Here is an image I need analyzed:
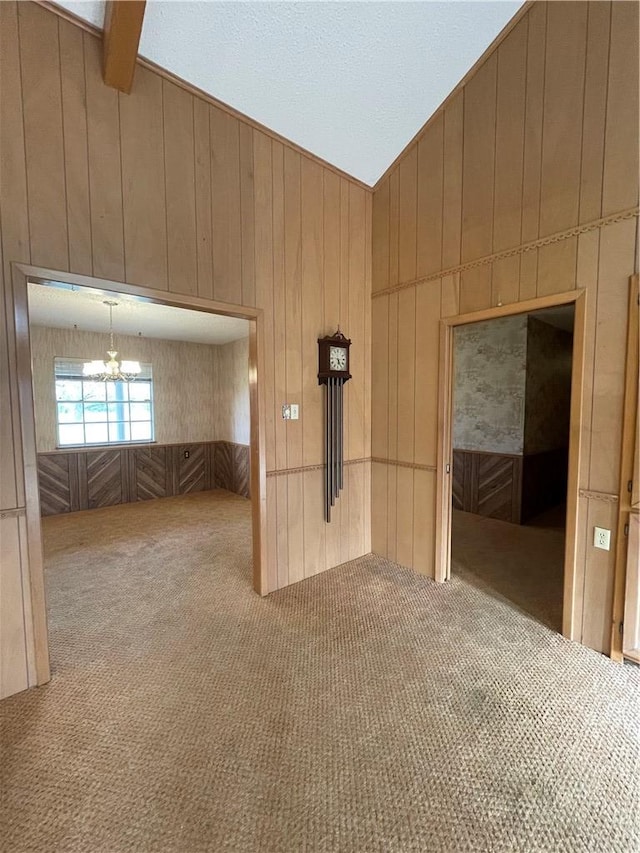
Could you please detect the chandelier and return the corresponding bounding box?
[83,300,141,382]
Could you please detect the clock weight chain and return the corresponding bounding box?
[318,330,351,523]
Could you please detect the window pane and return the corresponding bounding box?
[130,402,151,421]
[57,402,83,423]
[83,382,107,402]
[131,421,152,441]
[84,402,108,422]
[58,424,85,446]
[56,380,82,402]
[107,402,129,422]
[107,382,130,402]
[84,423,108,444]
[129,382,151,402]
[109,422,130,442]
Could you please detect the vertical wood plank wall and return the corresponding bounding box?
[371,0,639,654]
[0,2,371,698]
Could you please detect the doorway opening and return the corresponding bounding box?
[450,305,575,632]
[13,266,266,688]
[435,290,586,642]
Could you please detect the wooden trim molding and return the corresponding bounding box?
[266,457,371,478]
[372,207,640,299]
[578,489,619,504]
[371,457,436,473]
[102,1,146,94]
[0,508,27,520]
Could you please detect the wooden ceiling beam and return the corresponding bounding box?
[102,0,146,94]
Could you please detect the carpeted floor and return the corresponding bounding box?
[451,506,566,632]
[1,490,639,852]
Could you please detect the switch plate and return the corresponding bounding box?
[282,404,300,421]
[593,526,611,551]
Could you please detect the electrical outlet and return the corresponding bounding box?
[184,450,190,459]
[593,527,611,551]
[290,404,299,420]
[282,404,300,421]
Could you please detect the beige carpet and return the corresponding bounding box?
[1,491,639,852]
[452,507,566,632]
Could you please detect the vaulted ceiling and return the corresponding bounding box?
[55,0,523,185]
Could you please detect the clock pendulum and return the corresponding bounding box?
[318,329,352,522]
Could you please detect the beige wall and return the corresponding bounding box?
[31,325,227,451]
[0,2,371,698]
[371,1,639,654]
[214,337,250,446]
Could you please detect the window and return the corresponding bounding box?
[54,358,154,447]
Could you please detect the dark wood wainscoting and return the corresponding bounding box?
[453,449,522,523]
[453,447,568,524]
[37,440,250,516]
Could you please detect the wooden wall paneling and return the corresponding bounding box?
[395,466,414,568]
[414,282,440,466]
[301,159,323,468]
[283,148,303,469]
[572,493,590,643]
[413,469,435,577]
[303,468,325,576]
[253,131,275,472]
[386,293,399,561]
[519,3,546,298]
[372,177,390,294]
[86,449,124,507]
[177,444,206,494]
[265,476,278,593]
[416,115,444,279]
[162,81,197,295]
[287,472,304,584]
[460,265,492,315]
[0,513,29,698]
[348,184,367,461]
[576,230,600,490]
[590,219,637,494]
[623,512,640,657]
[538,2,587,238]
[461,52,497,263]
[440,273,460,319]
[193,97,213,300]
[83,31,125,282]
[0,2,29,512]
[371,461,388,556]
[58,17,92,276]
[19,3,68,272]
[602,0,640,217]
[339,179,351,463]
[398,146,418,284]
[275,475,289,589]
[210,107,242,305]
[581,496,617,654]
[272,141,288,473]
[396,288,416,464]
[37,455,71,516]
[493,17,526,254]
[239,123,256,308]
[119,65,167,289]
[442,93,464,270]
[579,1,611,225]
[371,296,389,459]
[388,169,400,288]
[536,237,578,298]
[348,462,365,561]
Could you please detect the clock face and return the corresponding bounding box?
[329,345,347,371]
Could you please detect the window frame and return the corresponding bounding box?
[53,356,155,449]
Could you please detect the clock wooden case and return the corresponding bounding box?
[317,330,351,383]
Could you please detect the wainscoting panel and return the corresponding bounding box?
[37,440,250,516]
[453,449,522,523]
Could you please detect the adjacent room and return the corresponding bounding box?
[451,305,575,632]
[27,281,253,677]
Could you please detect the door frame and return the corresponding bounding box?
[434,288,587,643]
[11,262,268,688]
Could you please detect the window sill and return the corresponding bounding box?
[54,440,157,451]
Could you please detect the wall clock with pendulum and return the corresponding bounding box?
[318,329,352,522]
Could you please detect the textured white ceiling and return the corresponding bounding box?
[28,282,250,345]
[55,0,523,185]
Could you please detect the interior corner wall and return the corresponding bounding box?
[0,1,371,699]
[213,337,250,446]
[371,0,639,654]
[30,325,219,451]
